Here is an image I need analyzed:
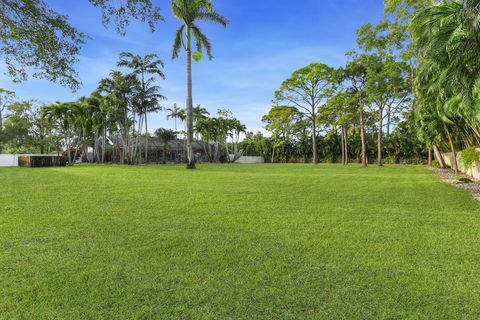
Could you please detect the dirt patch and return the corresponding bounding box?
[431,167,480,200]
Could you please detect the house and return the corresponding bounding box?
[99,137,223,163]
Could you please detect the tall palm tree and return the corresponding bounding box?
[98,71,137,164]
[193,104,210,124]
[118,52,167,163]
[171,0,228,169]
[166,103,183,131]
[193,104,210,139]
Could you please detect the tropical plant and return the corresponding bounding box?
[171,0,228,169]
[155,128,177,164]
[98,71,138,164]
[118,52,167,163]
[166,103,184,131]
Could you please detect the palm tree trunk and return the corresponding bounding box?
[433,144,446,168]
[162,141,168,164]
[102,127,106,163]
[186,37,196,169]
[446,129,459,174]
[145,114,149,164]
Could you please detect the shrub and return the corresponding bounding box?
[461,147,480,169]
[432,160,440,168]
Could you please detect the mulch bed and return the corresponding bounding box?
[431,167,480,201]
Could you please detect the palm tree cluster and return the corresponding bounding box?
[412,0,480,171]
[165,104,246,163]
[29,0,229,168]
[194,108,246,162]
[41,52,166,165]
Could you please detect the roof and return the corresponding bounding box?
[103,137,215,152]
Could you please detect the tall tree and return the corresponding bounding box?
[41,102,78,164]
[0,89,15,152]
[274,63,337,164]
[171,0,228,169]
[118,52,166,163]
[166,103,184,131]
[342,55,370,167]
[323,92,356,165]
[98,71,137,164]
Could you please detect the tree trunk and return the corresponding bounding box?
[428,147,433,167]
[102,127,106,163]
[446,130,459,174]
[342,127,349,165]
[386,105,391,137]
[312,118,318,165]
[66,131,72,165]
[344,126,349,165]
[145,114,149,164]
[341,127,345,165]
[360,109,368,167]
[433,144,446,168]
[185,46,196,169]
[162,141,168,164]
[378,107,384,167]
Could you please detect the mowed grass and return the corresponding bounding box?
[1,164,480,319]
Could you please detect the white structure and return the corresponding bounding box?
[0,154,18,167]
[442,150,480,180]
[235,156,265,164]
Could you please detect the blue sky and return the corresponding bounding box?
[1,0,384,134]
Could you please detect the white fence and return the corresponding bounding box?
[0,154,18,167]
[235,156,265,164]
[442,150,480,180]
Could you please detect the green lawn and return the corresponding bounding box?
[1,164,480,319]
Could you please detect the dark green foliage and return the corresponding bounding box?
[155,128,176,164]
[88,0,163,35]
[458,177,473,184]
[0,0,162,90]
[0,0,86,90]
[461,147,480,170]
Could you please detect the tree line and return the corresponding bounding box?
[0,52,245,165]
[2,0,479,168]
[0,0,228,169]
[254,0,479,167]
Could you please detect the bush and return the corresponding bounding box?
[461,147,480,169]
[432,160,440,168]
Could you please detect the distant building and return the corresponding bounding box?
[100,137,223,163]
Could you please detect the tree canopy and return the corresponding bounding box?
[0,0,162,91]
